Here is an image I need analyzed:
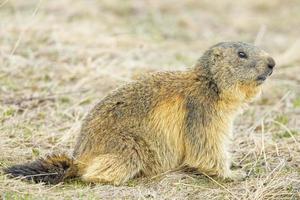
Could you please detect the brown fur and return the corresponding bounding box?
[4,41,275,185]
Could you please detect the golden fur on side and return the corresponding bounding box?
[4,41,275,185]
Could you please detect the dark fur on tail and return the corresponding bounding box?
[3,154,77,184]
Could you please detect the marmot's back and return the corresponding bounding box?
[73,71,197,157]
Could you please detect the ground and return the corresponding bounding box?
[0,0,300,199]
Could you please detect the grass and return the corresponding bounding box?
[1,0,300,199]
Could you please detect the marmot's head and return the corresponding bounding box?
[197,41,275,102]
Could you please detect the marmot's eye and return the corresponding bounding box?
[238,51,247,59]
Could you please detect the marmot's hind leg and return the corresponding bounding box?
[81,154,142,185]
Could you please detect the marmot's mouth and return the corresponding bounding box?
[256,75,267,85]
[256,69,273,85]
[257,76,267,81]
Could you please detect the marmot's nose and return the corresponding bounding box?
[267,57,276,69]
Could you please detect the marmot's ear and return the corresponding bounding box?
[212,48,223,59]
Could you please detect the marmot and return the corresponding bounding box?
[4,41,275,185]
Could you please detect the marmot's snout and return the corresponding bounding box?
[267,56,276,70]
[266,56,275,75]
[256,56,275,84]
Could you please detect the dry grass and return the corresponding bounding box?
[0,0,300,199]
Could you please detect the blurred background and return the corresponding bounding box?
[1,0,300,199]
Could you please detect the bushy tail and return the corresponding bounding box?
[3,154,78,184]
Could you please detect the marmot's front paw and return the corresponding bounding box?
[225,169,247,182]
